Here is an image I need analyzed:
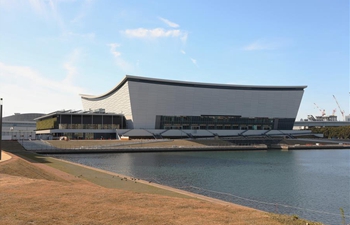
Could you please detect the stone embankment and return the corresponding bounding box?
[17,138,350,154]
[33,145,269,154]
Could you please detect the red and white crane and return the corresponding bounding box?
[333,95,345,121]
[332,108,336,116]
[314,103,326,116]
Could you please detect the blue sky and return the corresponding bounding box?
[0,0,349,121]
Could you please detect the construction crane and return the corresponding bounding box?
[314,103,326,116]
[333,95,345,121]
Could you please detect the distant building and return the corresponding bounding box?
[307,114,338,122]
[2,113,44,140]
[294,114,350,130]
[346,115,350,122]
[35,109,125,140]
[81,75,307,130]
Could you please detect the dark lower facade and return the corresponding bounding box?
[155,115,295,130]
[37,130,117,140]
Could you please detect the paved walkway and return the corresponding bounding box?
[0,151,12,162]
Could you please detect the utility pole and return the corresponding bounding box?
[0,98,3,160]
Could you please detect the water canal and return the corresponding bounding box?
[50,149,350,225]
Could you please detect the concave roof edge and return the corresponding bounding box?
[80,75,307,100]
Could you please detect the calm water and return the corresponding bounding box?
[51,149,350,225]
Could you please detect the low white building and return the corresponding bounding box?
[1,113,44,140]
[346,115,350,122]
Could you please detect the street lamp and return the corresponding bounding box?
[19,130,24,145]
[10,127,13,140]
[0,98,3,160]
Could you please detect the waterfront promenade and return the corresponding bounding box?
[0,141,323,225]
[18,138,350,154]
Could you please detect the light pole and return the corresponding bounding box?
[10,127,13,140]
[0,98,3,160]
[19,130,23,145]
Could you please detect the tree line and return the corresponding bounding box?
[311,126,350,139]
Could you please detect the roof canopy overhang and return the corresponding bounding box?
[80,75,307,100]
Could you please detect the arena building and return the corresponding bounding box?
[80,75,307,132]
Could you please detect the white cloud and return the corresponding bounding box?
[122,28,183,38]
[107,43,122,57]
[180,33,188,43]
[115,59,133,72]
[243,39,289,51]
[26,0,65,30]
[70,0,94,24]
[28,0,46,14]
[27,0,94,38]
[122,28,188,44]
[190,58,198,68]
[159,17,179,28]
[180,50,198,67]
[0,62,85,116]
[243,41,274,51]
[63,48,81,84]
[107,43,133,72]
[61,31,95,40]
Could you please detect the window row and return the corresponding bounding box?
[58,124,120,129]
[162,124,272,130]
[160,116,273,124]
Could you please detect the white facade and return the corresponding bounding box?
[2,124,36,140]
[1,113,43,140]
[346,115,350,122]
[81,76,306,129]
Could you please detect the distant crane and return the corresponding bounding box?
[314,103,326,116]
[333,95,345,121]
